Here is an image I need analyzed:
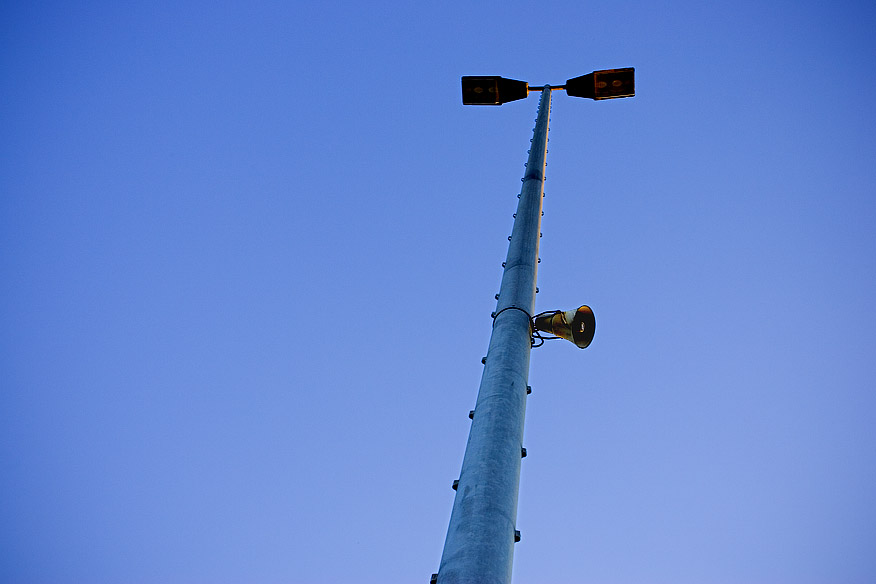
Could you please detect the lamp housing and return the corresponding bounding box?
[461,76,529,105]
[565,68,635,100]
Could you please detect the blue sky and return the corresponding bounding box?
[2,1,876,583]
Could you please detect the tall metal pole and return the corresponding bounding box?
[436,86,552,584]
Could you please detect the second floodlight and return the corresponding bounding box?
[565,67,635,100]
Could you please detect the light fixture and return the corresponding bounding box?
[565,68,635,100]
[461,76,529,105]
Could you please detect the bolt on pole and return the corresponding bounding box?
[434,86,552,584]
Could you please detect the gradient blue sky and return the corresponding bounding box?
[3,1,876,583]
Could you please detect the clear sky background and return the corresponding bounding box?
[2,1,876,583]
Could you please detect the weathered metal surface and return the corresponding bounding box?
[436,87,552,584]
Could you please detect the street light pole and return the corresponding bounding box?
[435,86,552,584]
[433,68,634,584]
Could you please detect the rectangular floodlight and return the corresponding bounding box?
[461,76,529,105]
[565,68,635,100]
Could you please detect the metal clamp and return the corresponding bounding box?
[491,306,533,322]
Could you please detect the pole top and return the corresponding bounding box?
[461,68,634,104]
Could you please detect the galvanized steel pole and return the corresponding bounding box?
[436,86,552,584]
